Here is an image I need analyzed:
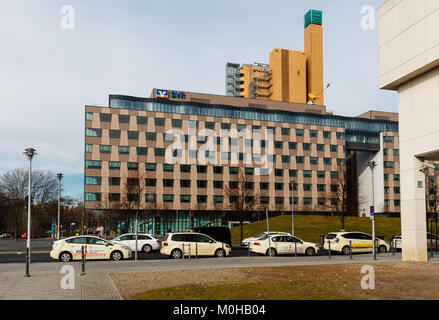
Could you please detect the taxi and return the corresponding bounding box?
[249,234,318,256]
[50,235,132,262]
[324,231,390,255]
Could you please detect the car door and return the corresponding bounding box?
[357,233,373,252]
[67,237,88,259]
[86,237,111,260]
[342,233,360,252]
[284,236,304,254]
[180,234,197,256]
[195,234,214,255]
[115,234,135,251]
[274,236,291,255]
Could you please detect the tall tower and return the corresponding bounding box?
[304,9,324,105]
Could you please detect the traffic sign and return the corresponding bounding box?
[370,206,375,219]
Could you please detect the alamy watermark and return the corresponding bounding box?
[361,5,375,30]
[360,265,375,290]
[60,5,75,30]
[60,265,75,290]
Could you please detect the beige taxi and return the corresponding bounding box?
[249,234,318,256]
[50,235,132,262]
[324,231,390,255]
[160,232,232,259]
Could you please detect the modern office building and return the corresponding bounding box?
[226,9,325,105]
[378,0,439,262]
[84,89,402,234]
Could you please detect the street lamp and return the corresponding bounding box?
[24,147,37,277]
[57,173,63,240]
[368,160,377,260]
[290,180,295,237]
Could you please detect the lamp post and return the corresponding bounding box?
[57,173,63,240]
[24,148,37,277]
[290,180,295,237]
[368,161,377,260]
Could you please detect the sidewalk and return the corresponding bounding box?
[1,253,438,300]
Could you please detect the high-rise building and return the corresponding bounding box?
[226,9,325,106]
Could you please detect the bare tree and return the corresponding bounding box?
[326,168,352,230]
[223,168,265,243]
[426,167,439,218]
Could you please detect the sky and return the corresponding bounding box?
[0,0,395,199]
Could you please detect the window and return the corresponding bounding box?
[393,149,400,156]
[296,156,304,164]
[303,170,312,178]
[290,197,299,205]
[109,130,121,139]
[205,122,215,130]
[310,130,318,138]
[303,184,312,192]
[108,177,120,186]
[145,194,156,203]
[155,117,165,126]
[163,194,174,202]
[214,181,224,189]
[137,116,147,125]
[197,165,207,173]
[146,132,157,141]
[221,123,231,130]
[394,200,401,207]
[267,126,276,134]
[304,198,313,205]
[274,141,283,149]
[163,164,174,172]
[317,171,325,179]
[383,136,394,143]
[289,170,298,177]
[282,156,290,163]
[146,163,156,171]
[245,167,254,175]
[275,197,284,204]
[289,182,298,191]
[394,187,400,194]
[394,174,401,182]
[384,161,395,168]
[100,145,112,153]
[330,145,338,152]
[197,180,207,188]
[180,180,191,188]
[118,115,130,124]
[289,142,297,150]
[85,176,101,185]
[310,157,319,165]
[109,193,120,202]
[85,160,101,169]
[85,144,93,153]
[281,128,290,135]
[384,187,390,194]
[323,131,331,139]
[86,128,102,137]
[317,144,325,152]
[318,198,326,206]
[229,167,239,174]
[317,184,326,192]
[296,129,304,137]
[164,133,174,142]
[330,171,339,179]
[384,173,389,181]
[324,158,332,166]
[188,120,198,129]
[428,176,436,183]
[275,183,284,191]
[180,165,191,172]
[109,161,120,170]
[118,146,130,154]
[331,185,339,192]
[275,169,284,177]
[86,112,93,121]
[252,125,261,132]
[145,179,156,187]
[172,119,182,127]
[336,132,345,139]
[303,143,311,151]
[154,148,165,157]
[100,113,112,122]
[85,193,101,201]
[197,195,207,203]
[236,124,246,131]
[260,182,269,190]
[337,159,346,166]
[127,162,138,170]
[213,166,224,174]
[136,147,148,156]
[163,179,174,188]
[180,195,191,203]
[213,196,224,203]
[261,197,270,204]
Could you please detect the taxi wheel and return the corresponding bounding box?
[342,246,351,255]
[305,247,316,256]
[111,250,123,261]
[215,248,226,258]
[59,252,72,262]
[142,244,152,253]
[171,249,183,259]
[378,245,387,253]
[266,248,277,256]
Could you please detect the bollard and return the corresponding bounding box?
[196,242,198,260]
[248,243,250,257]
[222,242,225,258]
[430,220,434,259]
[328,240,331,259]
[189,243,191,260]
[81,245,86,275]
[25,247,30,277]
[294,243,297,257]
[391,240,395,256]
[349,241,353,260]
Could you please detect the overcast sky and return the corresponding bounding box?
[0,0,394,198]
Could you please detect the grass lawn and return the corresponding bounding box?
[230,214,401,245]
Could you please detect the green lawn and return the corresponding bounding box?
[230,214,401,244]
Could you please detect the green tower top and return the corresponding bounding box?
[304,9,322,28]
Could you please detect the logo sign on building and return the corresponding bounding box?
[156,89,186,99]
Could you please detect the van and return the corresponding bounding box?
[186,226,232,246]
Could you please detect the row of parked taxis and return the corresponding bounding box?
[49,229,391,262]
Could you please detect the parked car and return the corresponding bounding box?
[20,232,37,239]
[160,232,232,259]
[111,233,160,253]
[392,233,439,250]
[249,234,318,256]
[324,231,390,255]
[241,231,291,247]
[186,226,232,246]
[50,235,132,262]
[0,233,12,239]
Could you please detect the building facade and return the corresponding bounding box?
[84,90,400,234]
